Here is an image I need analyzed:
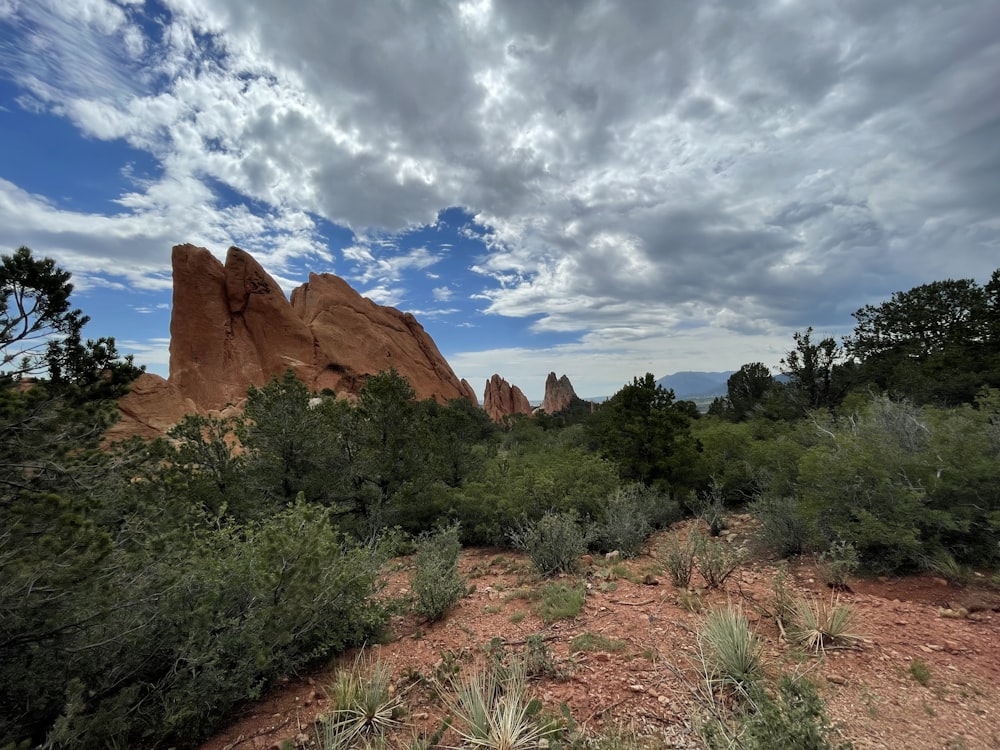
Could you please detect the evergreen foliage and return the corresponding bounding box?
[782,327,844,412]
[703,675,852,750]
[449,437,618,546]
[587,372,703,492]
[2,246,82,379]
[723,361,776,420]
[844,271,1000,404]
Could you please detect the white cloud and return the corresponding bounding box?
[432,286,453,302]
[360,285,405,307]
[119,336,171,376]
[0,0,998,390]
[344,244,441,286]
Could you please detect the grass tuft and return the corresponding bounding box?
[535,581,586,623]
[569,632,627,654]
[909,658,932,686]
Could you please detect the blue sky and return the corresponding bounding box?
[1,0,998,401]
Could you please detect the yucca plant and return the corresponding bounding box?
[317,651,405,749]
[445,658,555,750]
[790,595,861,654]
[698,603,764,698]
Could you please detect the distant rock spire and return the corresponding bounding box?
[539,372,580,414]
[482,373,532,422]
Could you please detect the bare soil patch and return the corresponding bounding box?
[198,520,1000,750]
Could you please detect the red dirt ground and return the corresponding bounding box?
[198,519,1000,750]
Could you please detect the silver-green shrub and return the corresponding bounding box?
[411,523,466,621]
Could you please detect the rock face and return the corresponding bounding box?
[105,373,199,443]
[539,372,581,414]
[168,244,477,411]
[482,374,532,422]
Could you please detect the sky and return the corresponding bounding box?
[1,1,998,401]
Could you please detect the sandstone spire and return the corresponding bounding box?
[482,373,532,422]
[539,372,581,414]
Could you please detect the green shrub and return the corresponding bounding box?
[523,634,561,678]
[452,443,619,546]
[510,511,585,577]
[411,523,466,621]
[630,482,683,530]
[693,531,745,588]
[816,540,860,589]
[535,582,586,623]
[587,485,653,557]
[790,395,1000,574]
[750,494,814,557]
[23,500,389,749]
[703,675,853,750]
[658,531,696,588]
[689,482,727,536]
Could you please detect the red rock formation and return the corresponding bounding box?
[289,270,475,404]
[105,373,198,443]
[169,244,316,410]
[482,374,532,422]
[538,372,580,414]
[168,244,477,411]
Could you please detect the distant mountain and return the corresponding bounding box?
[656,371,734,400]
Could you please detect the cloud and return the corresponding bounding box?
[119,336,171,375]
[432,286,454,302]
[343,244,441,286]
[0,0,998,393]
[359,284,405,308]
